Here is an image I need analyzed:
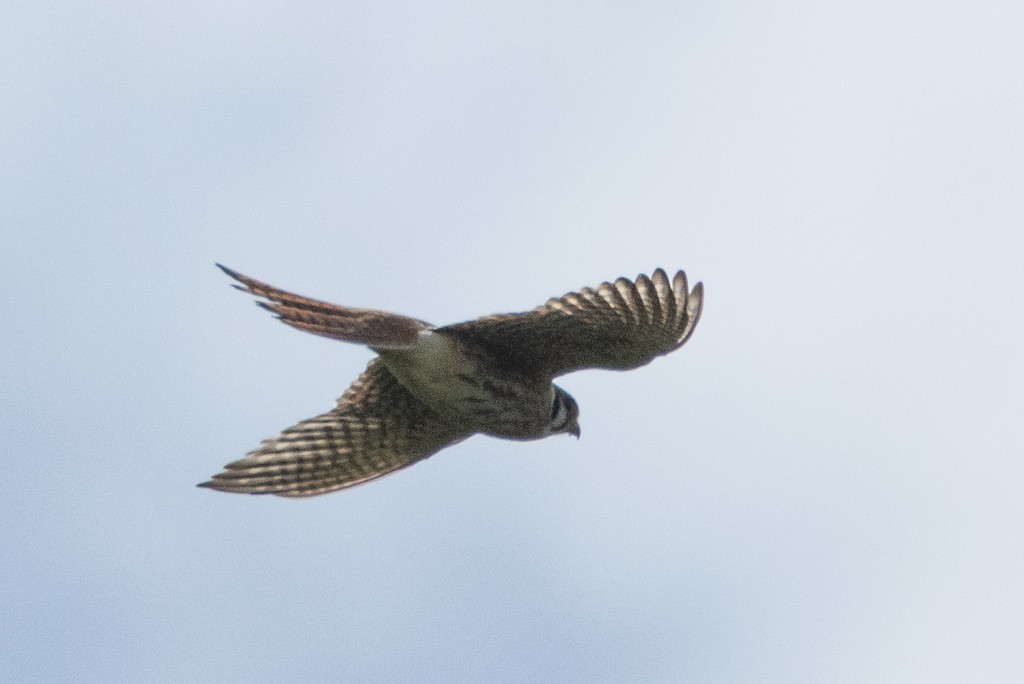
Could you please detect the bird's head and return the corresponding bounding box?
[549,385,580,438]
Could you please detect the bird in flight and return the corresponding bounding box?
[200,265,703,497]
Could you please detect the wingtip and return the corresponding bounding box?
[690,280,704,305]
[217,262,244,282]
[677,279,704,346]
[197,479,273,495]
[216,263,248,285]
[217,264,259,296]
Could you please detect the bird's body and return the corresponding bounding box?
[378,332,561,439]
[200,265,703,497]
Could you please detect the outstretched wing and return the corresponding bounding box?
[440,268,703,378]
[199,359,472,497]
[217,264,432,349]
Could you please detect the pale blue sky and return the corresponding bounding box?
[3,2,1023,682]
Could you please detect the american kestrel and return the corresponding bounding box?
[200,265,704,497]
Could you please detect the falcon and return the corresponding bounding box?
[199,265,704,497]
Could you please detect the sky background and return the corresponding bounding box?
[2,2,1023,682]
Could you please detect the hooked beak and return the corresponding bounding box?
[568,422,580,439]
